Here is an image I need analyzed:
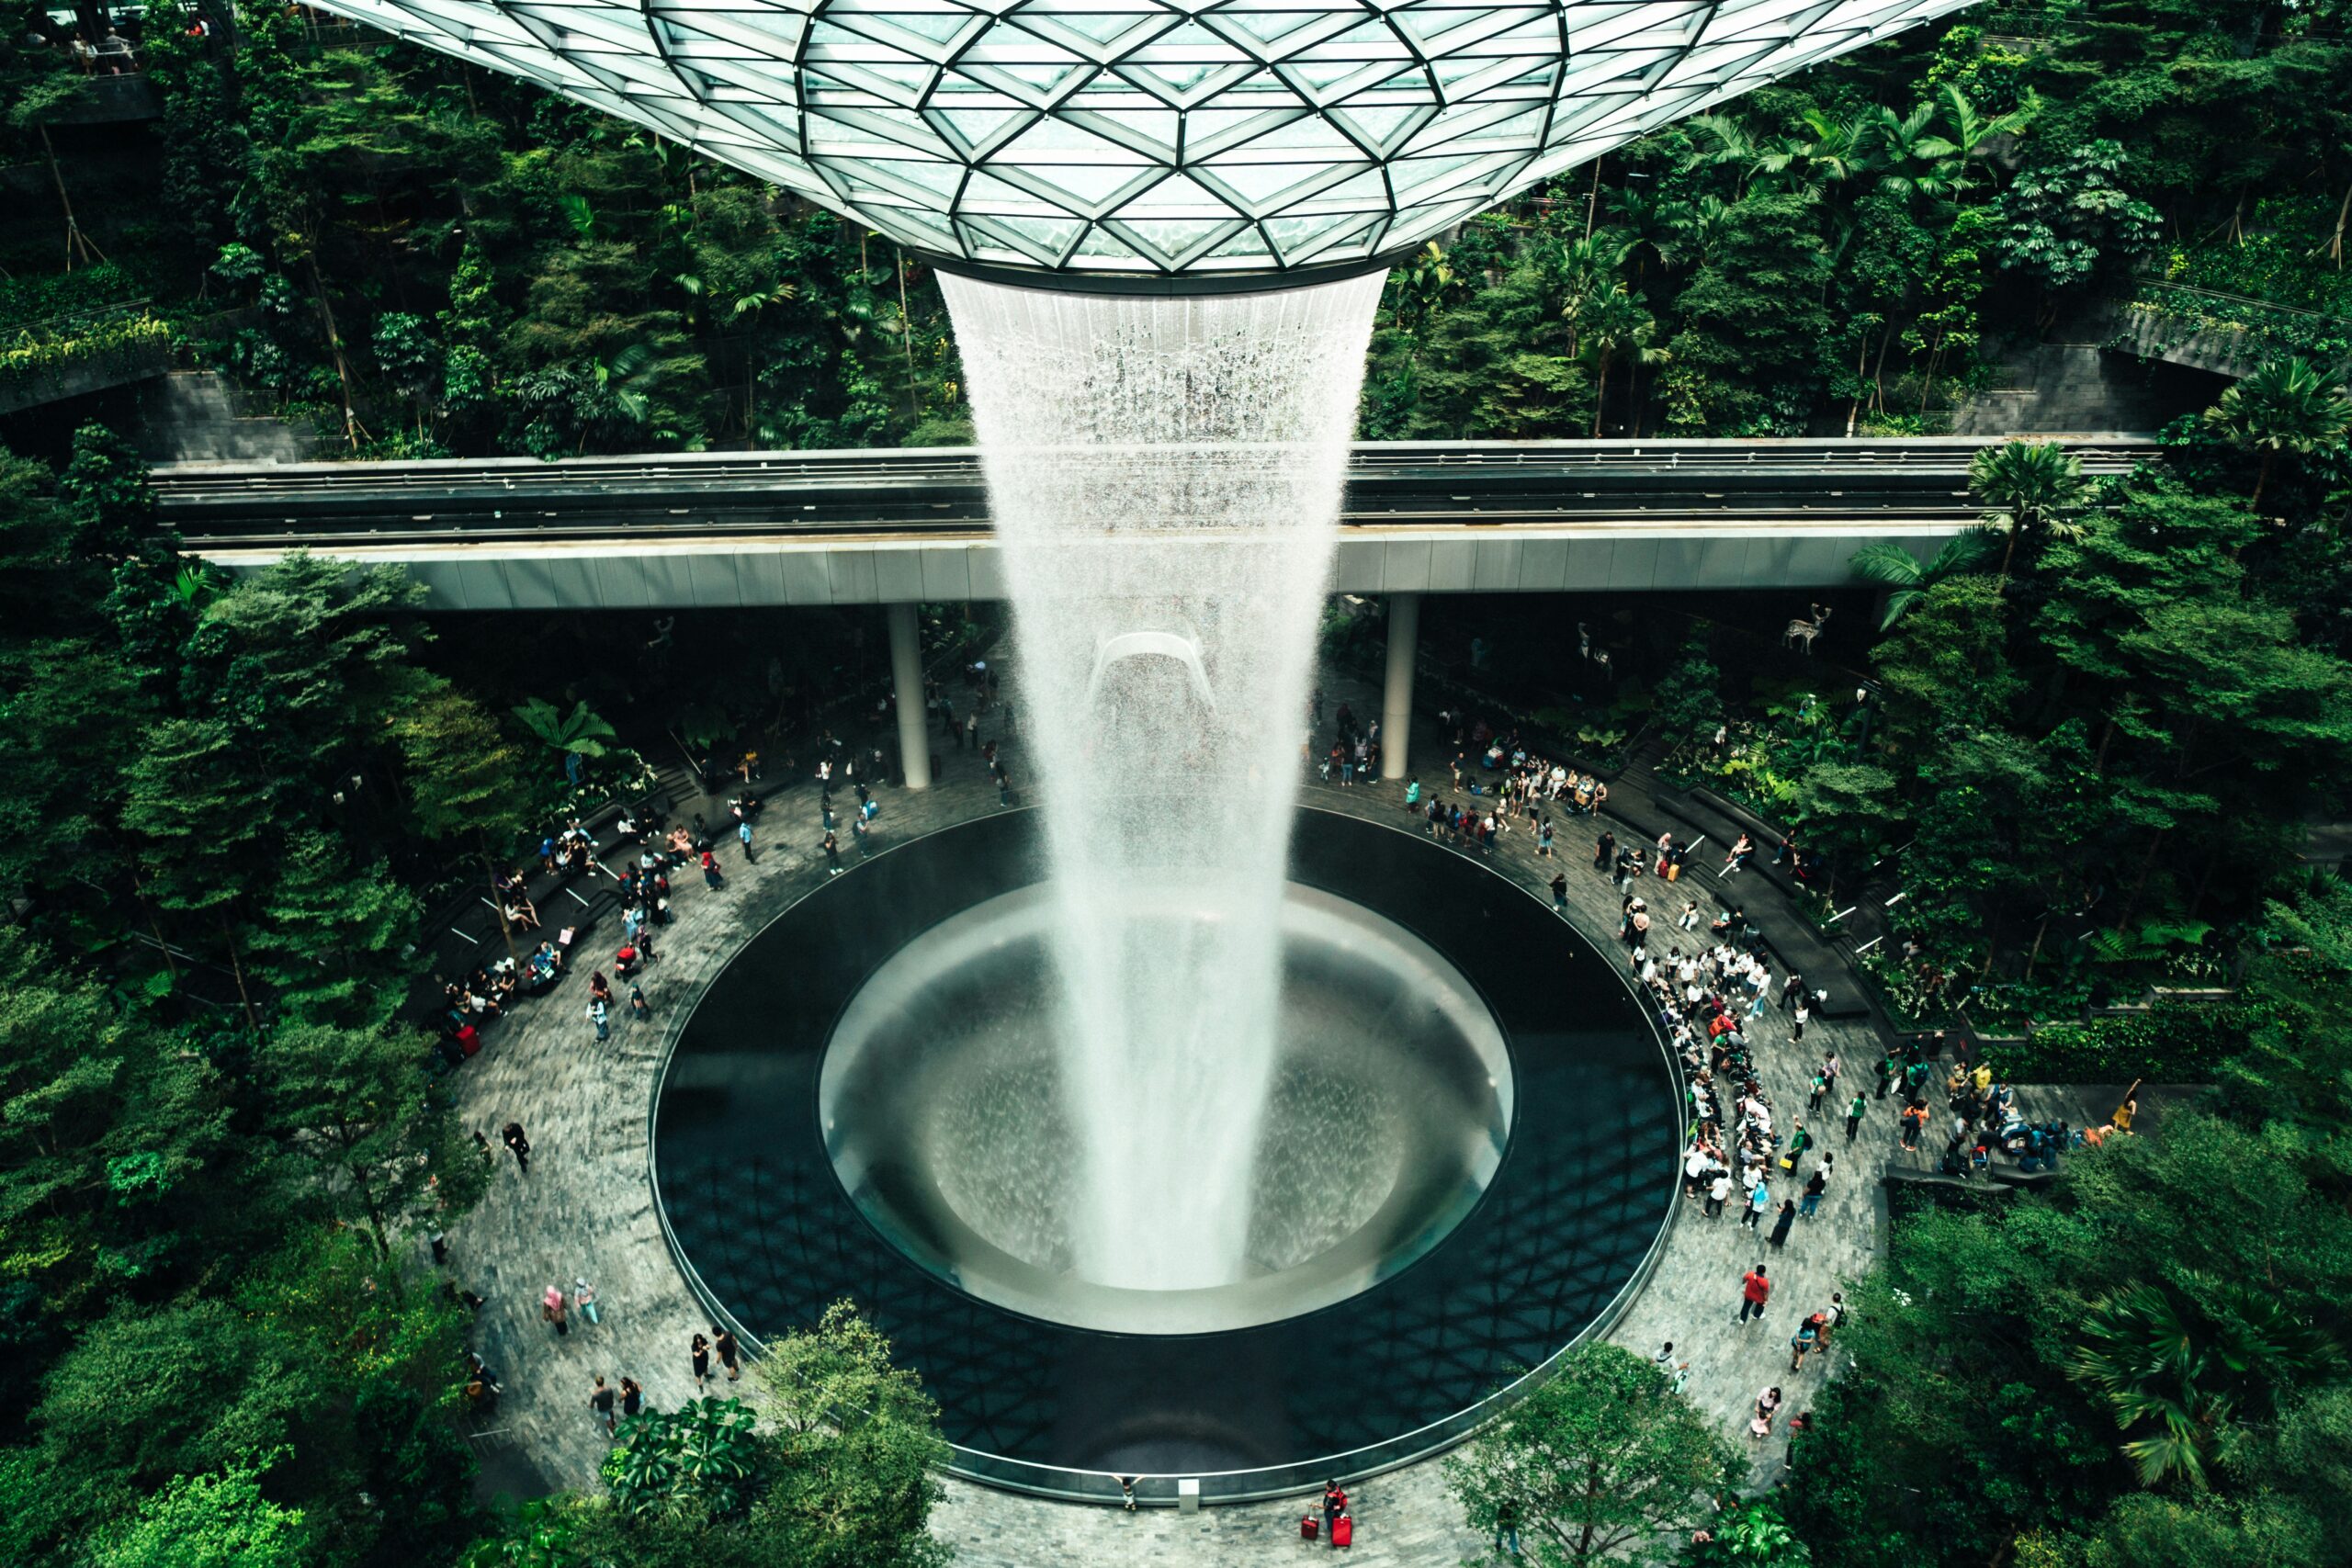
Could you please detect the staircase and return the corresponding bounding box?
[135,371,315,465]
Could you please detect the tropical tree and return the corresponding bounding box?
[605,1397,765,1518]
[1752,108,1866,198]
[1864,102,1958,205]
[1446,1343,1739,1567]
[1391,241,1462,333]
[2069,1276,2342,1488]
[1684,112,1760,195]
[1682,1497,1813,1566]
[511,696,619,765]
[1847,531,2003,628]
[2200,356,2352,513]
[399,685,530,963]
[1968,439,2086,584]
[1934,84,2039,199]
[1578,286,1668,435]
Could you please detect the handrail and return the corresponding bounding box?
[2131,277,2349,326]
[6,296,154,343]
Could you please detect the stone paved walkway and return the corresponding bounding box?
[435,658,1899,1565]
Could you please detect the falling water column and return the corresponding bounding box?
[939,269,1385,1290]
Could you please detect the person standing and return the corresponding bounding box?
[1768,1200,1798,1249]
[1784,1121,1814,1183]
[502,1122,531,1175]
[1788,1317,1821,1374]
[587,997,609,1043]
[714,1325,741,1382]
[1594,829,1615,874]
[822,832,842,876]
[590,1375,617,1435]
[1493,1496,1521,1556]
[691,1332,712,1389]
[1738,1264,1771,1324]
[1817,1292,1847,1348]
[1320,1480,1347,1542]
[965,711,979,753]
[1800,1163,1829,1219]
[1844,1091,1866,1142]
[1742,1173,1771,1229]
[542,1283,569,1337]
[1790,997,1810,1043]
[1706,1169,1734,1219]
[701,848,725,890]
[619,1375,644,1423]
[738,818,755,863]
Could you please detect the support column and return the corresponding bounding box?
[888,601,932,790]
[1379,592,1419,782]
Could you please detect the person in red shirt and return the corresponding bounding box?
[1738,1264,1772,1325]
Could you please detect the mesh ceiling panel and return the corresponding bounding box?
[310,0,1978,277]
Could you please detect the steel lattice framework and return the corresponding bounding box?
[314,0,1973,278]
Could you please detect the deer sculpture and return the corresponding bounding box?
[1783,604,1831,655]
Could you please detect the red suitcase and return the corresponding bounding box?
[1300,1514,1317,1540]
[1332,1513,1352,1548]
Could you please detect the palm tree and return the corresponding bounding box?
[1577,288,1667,435]
[1935,85,2040,200]
[1866,103,1960,204]
[1683,113,1759,196]
[1968,439,2086,584]
[1392,241,1458,332]
[2200,355,2352,512]
[1546,231,1635,356]
[1845,531,2003,628]
[1752,108,1866,197]
[2070,1276,2341,1488]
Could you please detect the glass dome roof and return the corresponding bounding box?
[311,0,1974,280]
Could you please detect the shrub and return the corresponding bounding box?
[1977,1003,2245,1083]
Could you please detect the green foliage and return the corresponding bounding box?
[0,435,502,1565]
[1980,1004,2246,1083]
[88,1458,308,1568]
[1847,530,2002,627]
[2200,356,2352,510]
[1446,1342,1741,1567]
[1784,871,2352,1568]
[606,1397,765,1519]
[511,695,619,760]
[2069,1273,2341,1487]
[515,1303,951,1568]
[1990,139,2162,292]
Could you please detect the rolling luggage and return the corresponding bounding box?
[1300,1515,1317,1540]
[1331,1513,1352,1548]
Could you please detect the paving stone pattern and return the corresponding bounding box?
[437,660,1903,1565]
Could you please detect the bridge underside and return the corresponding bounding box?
[191,523,1951,609]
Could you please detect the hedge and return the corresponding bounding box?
[1977,1003,2243,1084]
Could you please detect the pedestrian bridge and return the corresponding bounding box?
[161,435,2155,608]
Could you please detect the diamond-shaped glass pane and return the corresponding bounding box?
[305,0,1981,276]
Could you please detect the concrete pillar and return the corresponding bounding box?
[888,601,932,790]
[1379,592,1419,782]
